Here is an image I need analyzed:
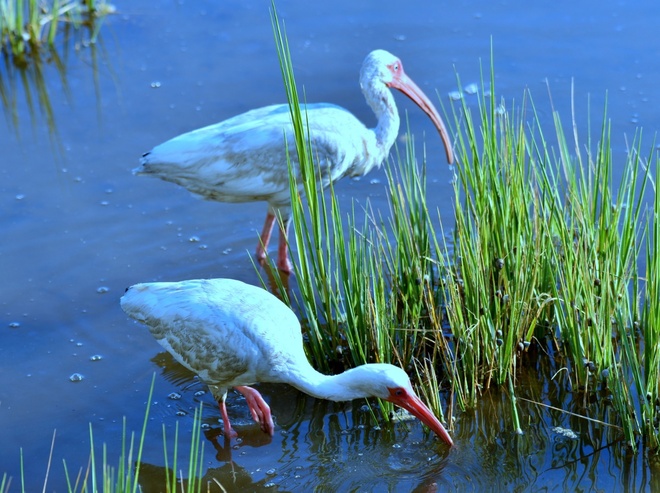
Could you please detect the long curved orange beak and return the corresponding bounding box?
[388,69,454,165]
[388,388,454,446]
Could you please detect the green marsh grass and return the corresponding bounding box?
[442,82,556,410]
[620,157,660,451]
[441,80,653,449]
[640,163,660,450]
[0,472,10,493]
[270,6,660,452]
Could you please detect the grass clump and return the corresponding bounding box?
[640,168,660,450]
[443,86,655,450]
[442,81,556,413]
[270,7,660,453]
[269,7,453,427]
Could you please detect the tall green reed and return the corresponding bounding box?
[532,91,649,448]
[620,151,660,451]
[640,162,660,450]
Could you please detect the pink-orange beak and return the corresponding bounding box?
[388,65,454,165]
[388,387,454,446]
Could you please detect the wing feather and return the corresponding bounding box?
[121,279,304,387]
[137,104,379,205]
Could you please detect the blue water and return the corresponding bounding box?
[2,1,659,491]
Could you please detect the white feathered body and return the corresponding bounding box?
[120,278,455,446]
[137,103,383,213]
[120,278,306,392]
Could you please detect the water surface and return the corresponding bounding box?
[2,1,660,491]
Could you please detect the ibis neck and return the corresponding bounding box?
[363,84,400,162]
[287,365,374,402]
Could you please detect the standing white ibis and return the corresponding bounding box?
[121,278,453,446]
[136,50,454,273]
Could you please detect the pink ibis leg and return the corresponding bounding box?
[235,385,274,435]
[217,396,238,439]
[276,218,293,273]
[256,212,293,273]
[256,212,276,263]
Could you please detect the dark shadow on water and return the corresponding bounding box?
[203,426,273,462]
[151,351,200,390]
[138,460,292,493]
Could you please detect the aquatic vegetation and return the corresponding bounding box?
[0,0,114,64]
[442,73,656,450]
[0,472,10,493]
[272,9,660,453]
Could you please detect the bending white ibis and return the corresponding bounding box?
[136,50,454,273]
[121,278,453,446]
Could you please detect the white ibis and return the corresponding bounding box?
[136,50,454,273]
[120,278,453,446]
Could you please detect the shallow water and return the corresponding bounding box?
[2,1,660,491]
